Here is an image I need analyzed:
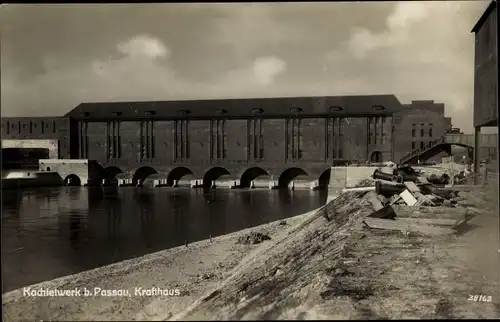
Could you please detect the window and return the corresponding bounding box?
[412,129,416,138]
[429,128,433,137]
[420,141,424,149]
[412,141,416,150]
[420,129,424,137]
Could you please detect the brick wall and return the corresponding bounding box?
[2,105,460,178]
[71,115,397,180]
[394,102,451,163]
[1,117,73,159]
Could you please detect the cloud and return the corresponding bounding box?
[347,2,455,59]
[1,34,178,114]
[1,33,289,115]
[323,1,488,132]
[252,56,286,85]
[116,35,170,60]
[1,2,489,134]
[386,1,431,29]
[210,4,305,60]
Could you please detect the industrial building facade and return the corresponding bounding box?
[1,94,455,186]
[471,1,498,173]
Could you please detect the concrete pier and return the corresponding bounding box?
[214,179,240,189]
[248,180,269,189]
[153,179,170,187]
[151,178,243,189]
[190,179,203,188]
[129,177,326,191]
[284,180,321,191]
[330,166,379,189]
[118,178,133,187]
[309,180,320,191]
[268,180,279,189]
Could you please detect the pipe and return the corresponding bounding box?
[419,185,457,199]
[375,180,406,197]
[372,169,399,182]
[395,171,418,183]
[341,186,376,193]
[427,174,450,185]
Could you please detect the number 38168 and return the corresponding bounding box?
[468,294,492,302]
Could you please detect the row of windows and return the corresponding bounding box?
[368,117,387,145]
[141,120,155,160]
[286,118,301,160]
[412,124,433,138]
[249,119,264,160]
[108,121,121,159]
[4,121,57,135]
[76,105,387,118]
[89,135,348,160]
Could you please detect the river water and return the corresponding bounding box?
[2,186,326,292]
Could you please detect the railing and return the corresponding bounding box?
[400,136,447,164]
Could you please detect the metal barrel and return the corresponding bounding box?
[394,171,418,183]
[372,169,399,182]
[419,185,456,199]
[428,174,450,185]
[375,180,406,197]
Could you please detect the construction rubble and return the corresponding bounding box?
[345,163,487,237]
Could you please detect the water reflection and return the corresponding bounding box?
[2,186,325,292]
[69,211,81,247]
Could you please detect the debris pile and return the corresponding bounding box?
[372,164,451,185]
[236,232,272,245]
[350,164,480,236]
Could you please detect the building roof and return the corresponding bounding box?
[64,94,404,120]
[471,0,497,33]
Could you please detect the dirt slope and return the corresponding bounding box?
[173,186,499,320]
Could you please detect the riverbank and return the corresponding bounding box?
[170,177,500,320]
[2,203,323,321]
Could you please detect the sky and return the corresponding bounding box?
[0,1,491,133]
